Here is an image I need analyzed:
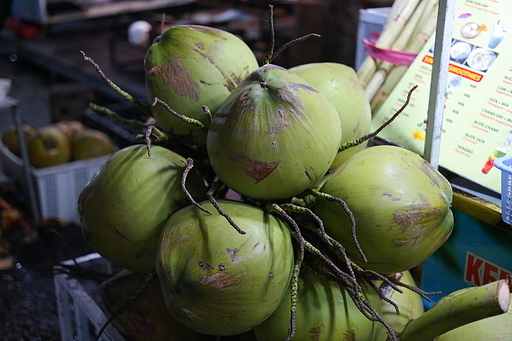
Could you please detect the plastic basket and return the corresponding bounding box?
[0,142,110,223]
[494,155,512,224]
[53,253,125,341]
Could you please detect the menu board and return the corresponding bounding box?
[372,0,512,193]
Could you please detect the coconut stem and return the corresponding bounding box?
[136,126,168,156]
[279,203,362,283]
[304,224,359,281]
[270,203,305,264]
[80,51,151,117]
[339,84,418,153]
[151,97,208,131]
[308,257,398,340]
[144,126,154,157]
[180,158,212,215]
[308,188,366,263]
[269,33,321,64]
[279,203,332,247]
[268,203,304,341]
[262,4,320,65]
[303,233,359,292]
[262,4,276,65]
[397,279,510,341]
[286,260,301,341]
[273,202,404,341]
[89,103,155,128]
[269,203,359,290]
[206,181,246,235]
[367,278,403,316]
[202,105,213,125]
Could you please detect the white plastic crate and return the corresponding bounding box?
[0,142,109,223]
[494,156,512,224]
[53,253,125,341]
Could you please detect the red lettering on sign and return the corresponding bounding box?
[500,269,512,281]
[483,262,499,285]
[465,253,483,286]
[465,252,512,287]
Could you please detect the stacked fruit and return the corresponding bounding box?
[77,24,507,341]
[1,121,114,168]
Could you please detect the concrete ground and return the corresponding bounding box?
[0,47,98,340]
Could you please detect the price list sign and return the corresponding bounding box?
[372,0,512,193]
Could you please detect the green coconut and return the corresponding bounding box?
[313,145,454,274]
[254,269,383,341]
[290,62,372,172]
[145,25,259,147]
[156,200,294,336]
[78,144,207,273]
[207,64,342,201]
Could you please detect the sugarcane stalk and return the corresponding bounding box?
[357,56,379,88]
[361,0,423,91]
[371,66,406,113]
[396,280,510,341]
[357,0,411,85]
[391,0,431,50]
[405,0,439,52]
[385,0,410,27]
[364,0,426,101]
[411,0,439,41]
[364,66,392,101]
[370,3,439,112]
[370,65,408,113]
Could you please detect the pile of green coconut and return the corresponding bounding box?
[76,19,511,341]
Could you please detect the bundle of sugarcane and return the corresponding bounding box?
[357,0,440,113]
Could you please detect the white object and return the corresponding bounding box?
[53,253,125,341]
[488,21,511,49]
[0,78,12,103]
[127,20,152,46]
[0,142,109,222]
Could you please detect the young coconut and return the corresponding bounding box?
[206,64,343,201]
[145,25,259,147]
[289,62,372,173]
[78,144,207,273]
[156,200,294,336]
[313,145,454,275]
[253,268,383,341]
